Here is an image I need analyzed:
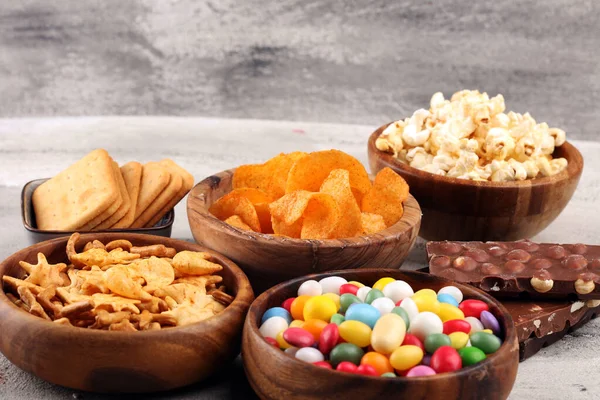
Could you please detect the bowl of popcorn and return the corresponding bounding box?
[368,90,583,241]
[0,233,254,393]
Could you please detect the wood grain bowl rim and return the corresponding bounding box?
[368,122,584,188]
[243,269,518,383]
[0,233,255,338]
[187,168,422,249]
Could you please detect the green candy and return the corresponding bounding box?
[459,346,487,366]
[381,372,396,378]
[340,294,362,313]
[424,333,451,353]
[365,288,384,304]
[390,306,410,330]
[329,343,365,367]
[330,313,345,326]
[469,332,502,354]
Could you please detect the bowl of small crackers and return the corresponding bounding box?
[187,150,422,294]
[0,233,254,393]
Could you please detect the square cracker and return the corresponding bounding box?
[111,161,143,229]
[78,164,124,231]
[32,149,119,231]
[143,159,195,228]
[133,162,171,222]
[94,162,131,230]
[131,163,183,228]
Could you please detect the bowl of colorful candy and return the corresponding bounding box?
[242,269,518,400]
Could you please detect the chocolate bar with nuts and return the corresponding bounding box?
[427,240,600,299]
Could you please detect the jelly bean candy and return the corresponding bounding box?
[443,319,471,335]
[459,346,487,366]
[295,347,325,363]
[339,320,372,347]
[402,333,424,352]
[371,297,396,315]
[389,345,423,371]
[465,316,484,333]
[421,353,432,366]
[319,323,340,355]
[413,288,437,299]
[459,299,489,318]
[330,313,345,326]
[290,295,311,321]
[356,364,379,376]
[437,303,465,322]
[406,365,436,377]
[437,293,459,307]
[345,303,381,329]
[290,320,304,328]
[430,346,462,373]
[336,361,358,373]
[264,337,279,348]
[283,327,315,348]
[399,297,419,321]
[480,310,502,336]
[438,286,463,304]
[340,293,362,313]
[262,307,292,324]
[361,352,394,375]
[412,295,440,314]
[381,372,396,377]
[302,319,328,341]
[409,311,443,341]
[285,347,299,357]
[259,316,289,338]
[365,288,385,304]
[339,283,360,296]
[481,329,493,335]
[356,286,372,302]
[347,280,364,288]
[282,297,295,313]
[382,280,414,303]
[373,277,395,291]
[469,331,501,354]
[303,295,338,322]
[298,279,323,297]
[319,276,348,295]
[391,306,410,330]
[330,343,365,367]
[448,332,469,349]
[276,330,293,349]
[371,313,406,354]
[313,361,332,369]
[322,293,341,311]
[424,333,451,353]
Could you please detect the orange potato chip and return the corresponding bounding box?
[224,215,253,231]
[226,188,272,204]
[361,212,387,235]
[209,194,261,232]
[254,202,273,234]
[285,150,372,204]
[215,188,272,233]
[361,167,409,227]
[300,193,340,239]
[319,169,362,238]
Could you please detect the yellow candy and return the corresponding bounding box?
[413,289,437,299]
[348,280,365,288]
[437,303,465,322]
[322,293,341,311]
[481,329,493,335]
[276,330,292,349]
[371,313,406,354]
[303,295,338,322]
[289,320,304,328]
[389,345,423,371]
[449,332,469,349]
[413,296,440,314]
[339,320,372,347]
[373,277,395,291]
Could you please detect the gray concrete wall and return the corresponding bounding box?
[0,0,598,139]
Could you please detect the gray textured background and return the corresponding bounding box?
[0,0,599,139]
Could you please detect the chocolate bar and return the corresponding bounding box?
[503,299,600,361]
[427,241,600,299]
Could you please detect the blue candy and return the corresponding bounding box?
[437,293,459,307]
[345,303,381,329]
[261,307,292,324]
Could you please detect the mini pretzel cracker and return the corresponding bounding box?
[2,233,231,331]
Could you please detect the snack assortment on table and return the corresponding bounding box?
[2,233,233,330]
[258,276,503,376]
[210,150,410,239]
[32,149,194,231]
[375,90,568,182]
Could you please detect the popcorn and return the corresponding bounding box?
[377,90,568,182]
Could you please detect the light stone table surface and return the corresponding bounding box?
[0,117,599,399]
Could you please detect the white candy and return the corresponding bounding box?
[370,297,396,315]
[409,312,443,341]
[285,347,300,357]
[437,286,463,304]
[298,280,322,297]
[295,347,325,363]
[399,297,419,321]
[465,316,484,334]
[259,316,289,338]
[318,276,347,295]
[383,280,414,303]
[356,286,372,302]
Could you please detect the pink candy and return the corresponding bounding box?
[406,365,437,377]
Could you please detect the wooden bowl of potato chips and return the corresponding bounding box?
[0,233,254,393]
[187,150,422,294]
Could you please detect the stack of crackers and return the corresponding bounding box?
[32,149,194,231]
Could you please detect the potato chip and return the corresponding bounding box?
[361,212,387,235]
[225,188,271,204]
[285,150,372,203]
[319,169,362,238]
[300,193,340,239]
[216,188,273,233]
[209,194,261,232]
[361,167,409,227]
[224,215,253,231]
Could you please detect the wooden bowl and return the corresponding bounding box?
[0,233,255,393]
[242,269,519,400]
[368,123,584,241]
[187,169,422,294]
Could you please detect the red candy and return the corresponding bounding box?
[264,337,279,348]
[318,323,340,355]
[402,333,425,352]
[356,364,379,376]
[282,297,296,313]
[314,361,332,369]
[339,283,359,296]
[336,361,358,373]
[283,328,315,348]
[459,299,489,318]
[431,346,462,373]
[443,319,472,335]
